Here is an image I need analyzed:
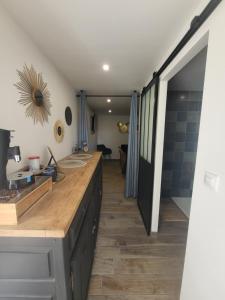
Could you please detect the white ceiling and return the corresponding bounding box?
[2,0,204,99]
[168,47,208,91]
[87,97,131,115]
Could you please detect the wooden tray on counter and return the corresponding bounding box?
[0,177,52,225]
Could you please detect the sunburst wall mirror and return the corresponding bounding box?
[117,121,129,134]
[14,64,51,125]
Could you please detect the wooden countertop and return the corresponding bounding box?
[0,152,102,238]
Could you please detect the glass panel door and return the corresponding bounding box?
[140,84,155,162]
[143,89,150,160]
[147,85,155,163]
[140,93,146,158]
[138,76,159,234]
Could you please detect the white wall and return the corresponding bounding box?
[0,5,78,173]
[181,3,225,299]
[97,115,129,159]
[149,1,225,299]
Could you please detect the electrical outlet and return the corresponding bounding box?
[204,171,220,192]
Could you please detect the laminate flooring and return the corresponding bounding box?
[88,160,188,300]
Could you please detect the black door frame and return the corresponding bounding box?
[144,0,222,91]
[138,76,159,235]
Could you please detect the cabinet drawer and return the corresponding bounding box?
[0,249,53,280]
[0,279,56,299]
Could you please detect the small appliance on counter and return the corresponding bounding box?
[0,129,35,192]
[0,129,21,190]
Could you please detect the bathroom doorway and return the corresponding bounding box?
[160,47,208,219]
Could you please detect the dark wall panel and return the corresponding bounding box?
[161,91,202,198]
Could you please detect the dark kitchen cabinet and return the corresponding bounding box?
[72,217,91,299]
[70,160,102,300]
[71,194,97,300]
[0,159,102,300]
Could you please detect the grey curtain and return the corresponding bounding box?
[125,91,139,198]
[78,90,89,149]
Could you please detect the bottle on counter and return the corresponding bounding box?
[28,156,40,172]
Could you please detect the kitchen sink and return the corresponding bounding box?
[69,153,93,160]
[58,159,87,169]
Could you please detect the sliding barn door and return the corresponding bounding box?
[138,77,159,235]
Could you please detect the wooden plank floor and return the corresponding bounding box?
[88,160,188,300]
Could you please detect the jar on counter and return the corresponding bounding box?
[28,156,40,171]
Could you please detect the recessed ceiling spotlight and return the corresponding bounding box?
[102,64,110,71]
[108,109,112,113]
[107,98,111,103]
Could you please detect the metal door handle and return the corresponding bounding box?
[92,224,96,234]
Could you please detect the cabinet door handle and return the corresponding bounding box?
[70,271,74,292]
[92,224,97,234]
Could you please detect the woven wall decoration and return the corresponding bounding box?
[14,64,51,125]
[54,120,64,143]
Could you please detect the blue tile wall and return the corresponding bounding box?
[161,91,202,198]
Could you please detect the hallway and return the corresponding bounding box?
[88,160,188,300]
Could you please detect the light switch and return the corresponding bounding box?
[204,171,220,192]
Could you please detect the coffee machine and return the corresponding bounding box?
[0,129,21,190]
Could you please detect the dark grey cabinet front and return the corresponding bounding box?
[0,159,102,300]
[71,215,93,300]
[71,163,102,300]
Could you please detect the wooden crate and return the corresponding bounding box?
[0,177,52,225]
